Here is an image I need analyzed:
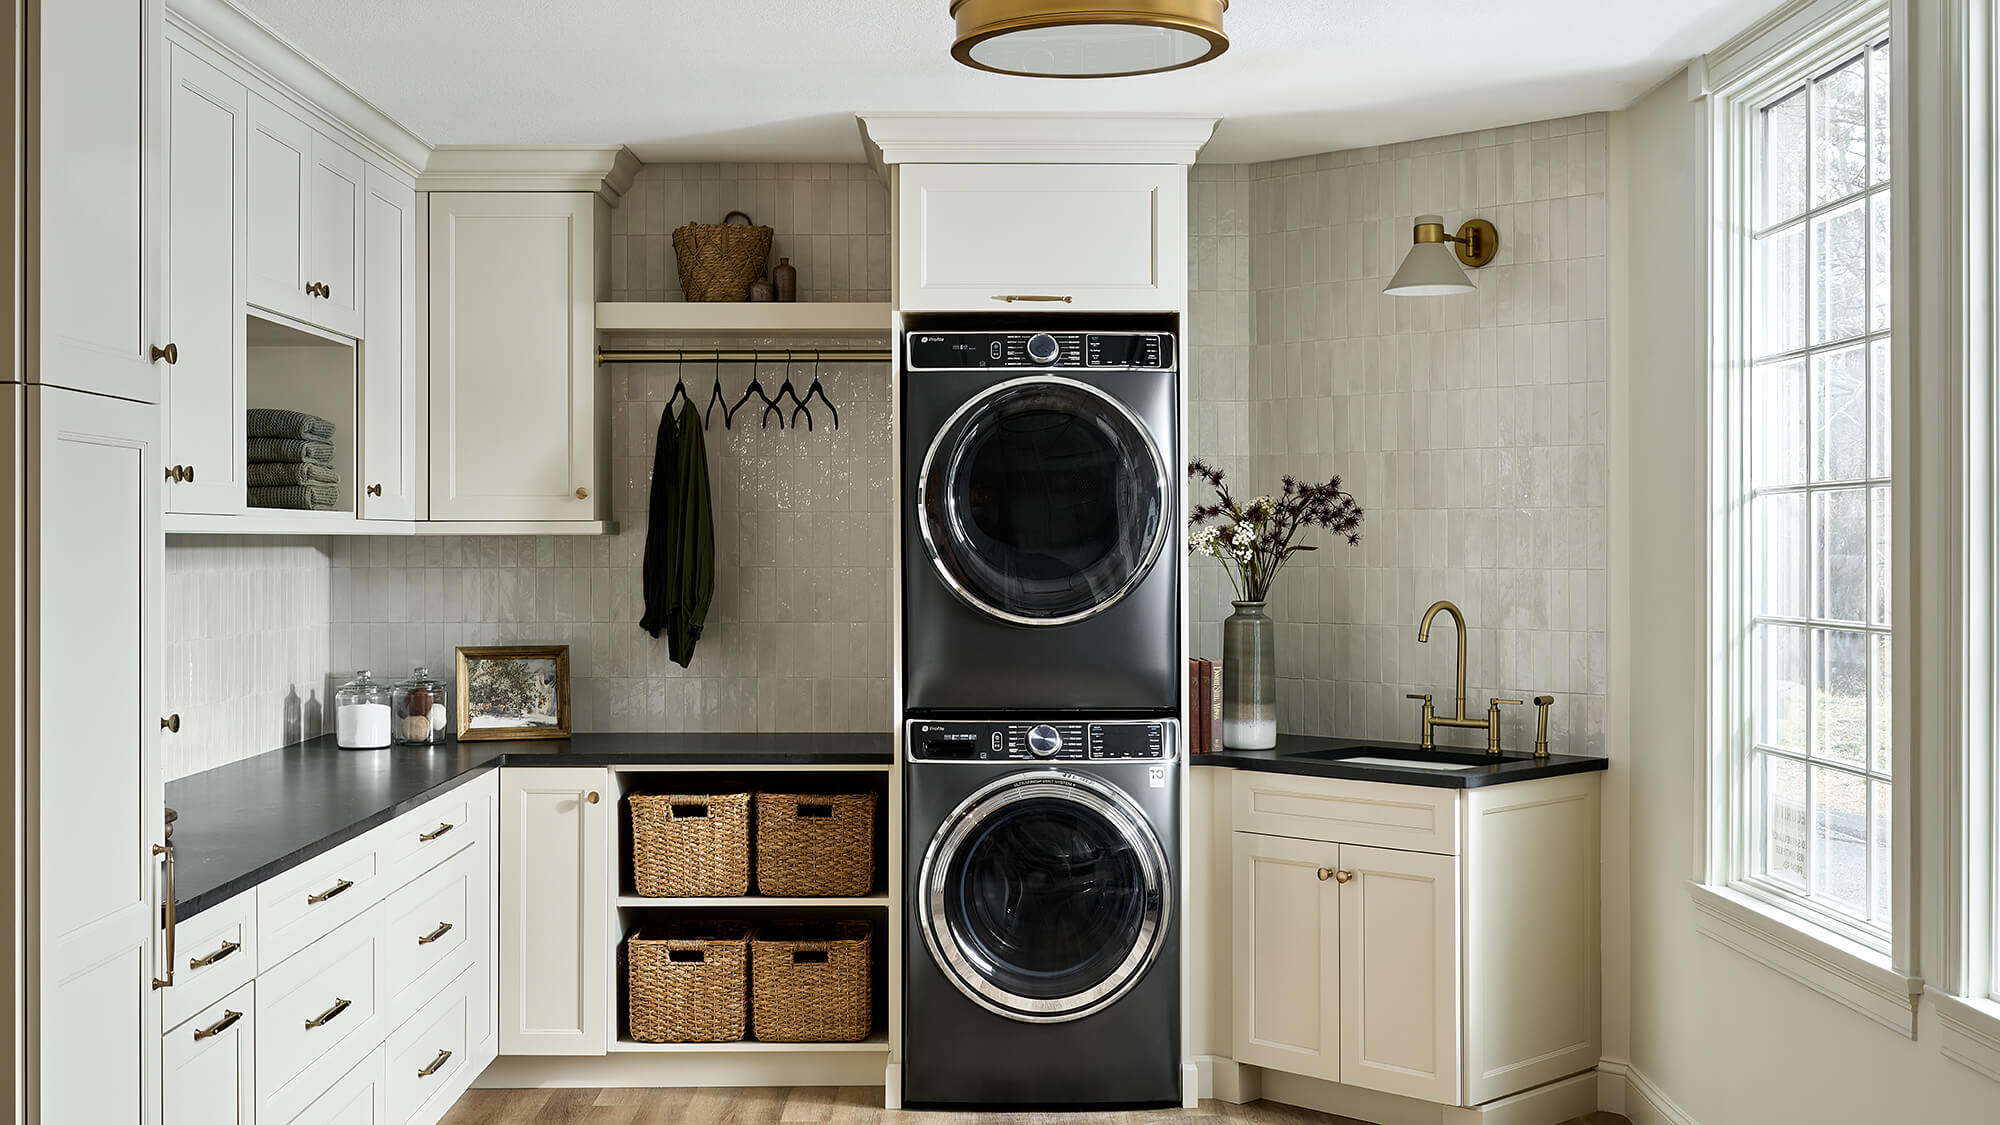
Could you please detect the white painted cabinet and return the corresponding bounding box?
[163,44,249,515]
[308,136,368,336]
[32,0,163,404]
[498,767,608,1055]
[162,985,255,1125]
[1337,843,1458,1104]
[359,168,421,520]
[895,163,1187,311]
[247,96,365,336]
[1231,832,1341,1082]
[428,193,607,522]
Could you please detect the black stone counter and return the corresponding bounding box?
[165,731,894,919]
[1192,733,1607,789]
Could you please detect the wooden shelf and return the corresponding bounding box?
[616,895,889,909]
[595,301,890,336]
[165,513,618,537]
[611,1033,889,1054]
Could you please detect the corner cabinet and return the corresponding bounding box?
[894,163,1187,311]
[359,167,421,520]
[428,193,609,523]
[1229,770,1600,1112]
[497,767,609,1055]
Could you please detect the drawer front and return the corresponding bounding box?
[163,982,255,1125]
[165,888,256,1031]
[289,1045,386,1125]
[385,966,475,1125]
[260,832,385,971]
[258,903,383,1106]
[382,782,484,887]
[1231,770,1460,855]
[384,846,474,1016]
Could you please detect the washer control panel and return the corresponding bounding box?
[908,719,1176,762]
[905,331,1175,371]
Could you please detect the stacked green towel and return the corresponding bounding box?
[247,461,338,488]
[245,408,335,442]
[246,437,334,465]
[248,483,338,511]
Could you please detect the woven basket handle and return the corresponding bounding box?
[722,211,755,226]
[795,803,833,818]
[670,803,710,818]
[791,949,831,964]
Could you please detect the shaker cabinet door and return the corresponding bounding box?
[1230,831,1340,1082]
[246,95,313,323]
[358,167,420,519]
[1337,843,1460,1105]
[498,767,608,1054]
[306,134,367,336]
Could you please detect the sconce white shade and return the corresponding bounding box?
[1384,215,1476,297]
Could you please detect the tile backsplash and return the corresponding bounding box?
[1187,163,1252,659]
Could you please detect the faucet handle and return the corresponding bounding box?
[1492,698,1523,706]
[1406,693,1433,703]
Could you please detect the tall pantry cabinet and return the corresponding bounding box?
[14,0,168,1121]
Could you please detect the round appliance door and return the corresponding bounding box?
[918,376,1169,626]
[919,770,1172,1023]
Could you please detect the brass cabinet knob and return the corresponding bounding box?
[160,714,180,733]
[184,464,195,483]
[575,487,589,500]
[1318,867,1353,884]
[586,791,601,804]
[151,343,178,365]
[165,466,185,483]
[367,483,383,496]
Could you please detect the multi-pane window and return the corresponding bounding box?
[1738,38,1893,947]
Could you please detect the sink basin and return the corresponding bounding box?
[1284,745,1511,771]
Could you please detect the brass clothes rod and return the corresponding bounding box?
[596,347,892,365]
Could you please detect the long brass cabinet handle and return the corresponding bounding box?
[307,878,354,904]
[192,1010,241,1041]
[419,823,454,842]
[153,843,175,990]
[994,294,1074,303]
[417,1049,453,1078]
[151,343,178,365]
[417,922,453,945]
[305,997,351,1029]
[190,939,240,969]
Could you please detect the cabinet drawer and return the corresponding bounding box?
[163,982,255,1125]
[1231,770,1459,855]
[258,904,383,1107]
[289,1045,386,1125]
[165,888,256,1032]
[382,784,481,887]
[260,832,385,971]
[385,966,476,1125]
[384,846,474,1018]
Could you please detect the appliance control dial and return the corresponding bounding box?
[1026,724,1063,757]
[1025,333,1060,364]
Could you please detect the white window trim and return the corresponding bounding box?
[1696,0,1923,1028]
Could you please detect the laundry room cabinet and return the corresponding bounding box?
[246,95,366,337]
[497,767,609,1055]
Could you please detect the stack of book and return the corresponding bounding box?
[1187,658,1223,753]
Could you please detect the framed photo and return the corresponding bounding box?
[455,645,571,741]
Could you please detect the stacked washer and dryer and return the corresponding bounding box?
[899,321,1184,1108]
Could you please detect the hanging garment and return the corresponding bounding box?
[640,399,715,667]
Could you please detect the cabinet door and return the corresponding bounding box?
[162,45,248,515]
[359,167,419,519]
[897,163,1186,311]
[34,0,162,403]
[1230,831,1340,1082]
[1338,843,1459,1105]
[246,95,313,322]
[498,767,607,1054]
[162,985,254,1125]
[428,192,599,521]
[27,386,162,1125]
[306,134,366,336]
[292,1047,386,1125]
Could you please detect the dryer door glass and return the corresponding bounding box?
[922,774,1170,1022]
[919,377,1168,626]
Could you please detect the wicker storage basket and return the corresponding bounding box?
[626,921,751,1043]
[750,921,873,1042]
[753,791,878,897]
[671,211,772,301]
[629,791,752,897]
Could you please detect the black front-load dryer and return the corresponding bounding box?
[903,718,1182,1109]
[902,328,1180,714]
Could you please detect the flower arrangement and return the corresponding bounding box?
[1187,459,1364,602]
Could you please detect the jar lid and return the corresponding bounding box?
[395,665,447,691]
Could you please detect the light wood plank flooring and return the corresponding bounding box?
[440,1086,1630,1125]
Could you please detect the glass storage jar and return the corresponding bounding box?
[393,666,452,745]
[334,670,393,750]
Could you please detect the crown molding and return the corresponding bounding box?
[417,146,643,203]
[858,113,1219,166]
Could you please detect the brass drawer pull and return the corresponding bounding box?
[995,294,1074,303]
[419,823,454,842]
[304,997,351,1030]
[192,1010,241,1041]
[190,939,240,969]
[417,921,453,946]
[307,878,354,904]
[416,1048,453,1078]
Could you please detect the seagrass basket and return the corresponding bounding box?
[753,791,878,897]
[671,210,772,301]
[629,791,752,897]
[625,921,750,1043]
[750,921,873,1042]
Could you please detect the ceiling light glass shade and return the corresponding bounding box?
[950,0,1229,78]
[1384,214,1477,297]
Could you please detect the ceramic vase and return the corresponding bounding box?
[1222,600,1277,749]
[773,257,797,302]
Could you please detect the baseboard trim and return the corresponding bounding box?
[1600,1058,1701,1125]
[1210,1061,1593,1125]
[1193,1054,1263,1104]
[470,1053,890,1090]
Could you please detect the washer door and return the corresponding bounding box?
[919,770,1172,1023]
[918,376,1169,626]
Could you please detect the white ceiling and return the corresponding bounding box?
[233,0,1786,164]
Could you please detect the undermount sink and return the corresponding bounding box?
[1284,745,1516,771]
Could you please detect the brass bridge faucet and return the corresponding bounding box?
[1405,600,1520,754]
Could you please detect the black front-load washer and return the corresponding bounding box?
[903,718,1182,1108]
[901,328,1180,714]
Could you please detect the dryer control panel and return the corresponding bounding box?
[908,719,1175,762]
[905,331,1175,371]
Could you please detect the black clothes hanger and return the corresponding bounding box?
[726,352,777,429]
[705,360,727,430]
[766,355,805,429]
[795,353,839,431]
[665,367,691,415]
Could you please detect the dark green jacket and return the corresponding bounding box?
[640,400,714,666]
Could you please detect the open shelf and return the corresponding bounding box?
[611,1032,889,1054]
[595,301,890,336]
[164,515,619,537]
[617,895,889,909]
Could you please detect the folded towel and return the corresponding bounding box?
[247,461,339,488]
[246,408,335,442]
[246,437,334,465]
[248,483,338,511]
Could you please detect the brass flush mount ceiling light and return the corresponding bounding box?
[951,0,1229,78]
[1384,215,1500,297]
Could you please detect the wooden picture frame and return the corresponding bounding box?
[454,645,571,741]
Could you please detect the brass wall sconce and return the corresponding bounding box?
[1384,214,1500,297]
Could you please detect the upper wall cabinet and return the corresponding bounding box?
[895,164,1187,312]
[33,0,163,404]
[428,192,607,523]
[359,168,420,520]
[247,96,365,337]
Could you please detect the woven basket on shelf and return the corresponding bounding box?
[750,921,873,1043]
[753,791,878,897]
[626,921,751,1043]
[671,210,772,301]
[629,791,752,897]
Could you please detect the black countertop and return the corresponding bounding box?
[164,732,895,919]
[1193,733,1607,788]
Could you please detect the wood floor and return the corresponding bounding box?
[440,1086,1630,1125]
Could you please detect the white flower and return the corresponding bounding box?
[1232,524,1255,547]
[1250,495,1277,515]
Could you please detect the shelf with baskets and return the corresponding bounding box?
[611,1032,891,1054]
[616,894,890,908]
[595,301,891,336]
